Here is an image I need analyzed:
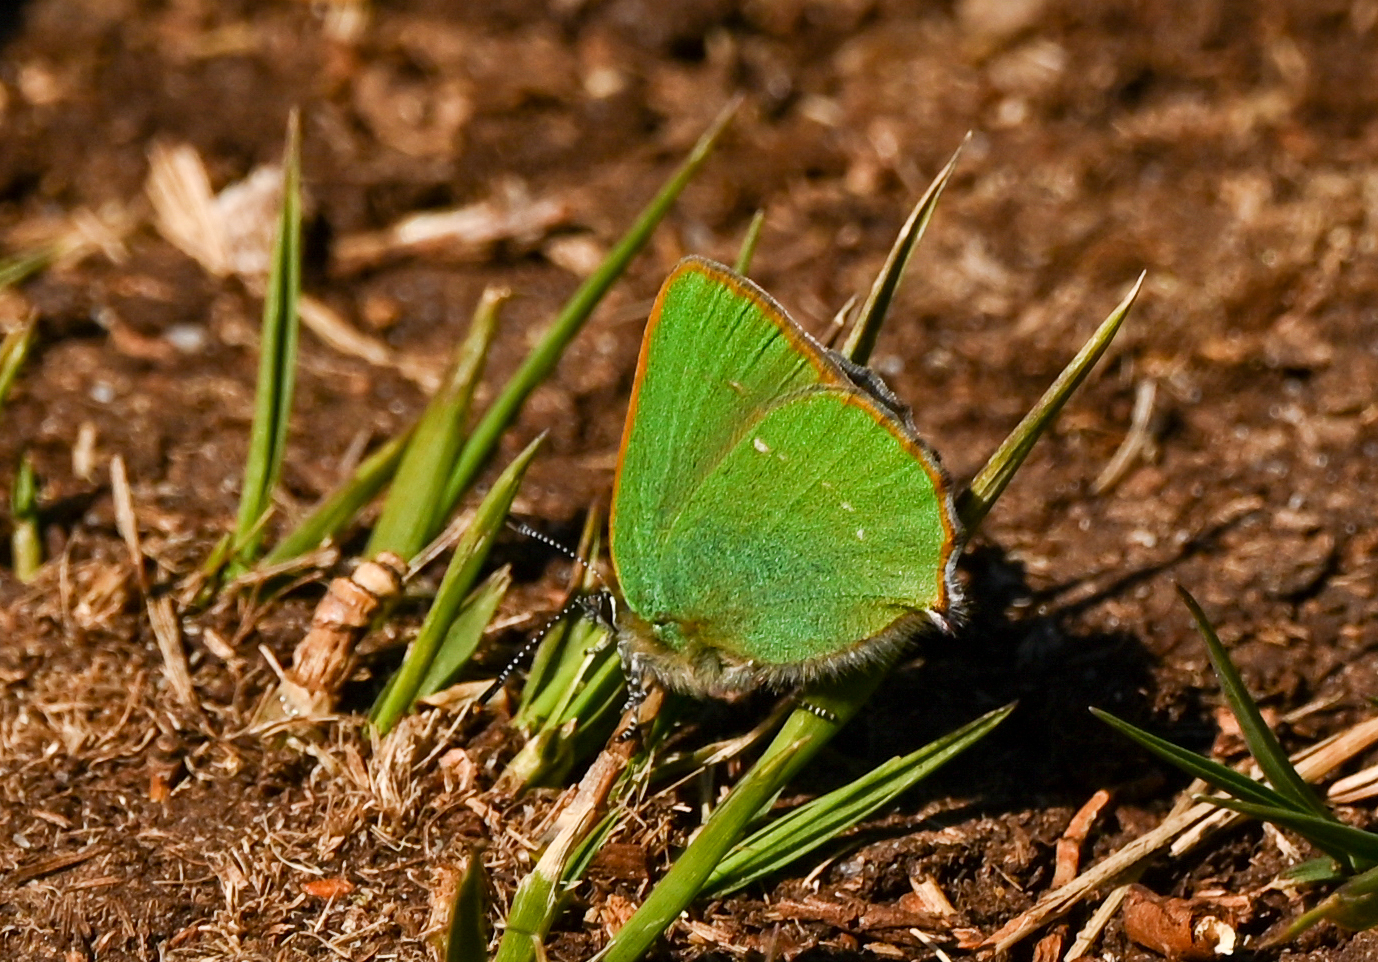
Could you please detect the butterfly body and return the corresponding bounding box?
[609,257,962,698]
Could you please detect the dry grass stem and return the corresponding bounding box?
[299,294,442,392]
[1091,379,1158,494]
[147,141,441,391]
[1063,883,1134,961]
[1053,789,1113,888]
[110,455,201,716]
[1328,763,1378,804]
[333,191,571,273]
[145,142,233,277]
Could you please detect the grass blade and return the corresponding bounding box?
[601,740,806,962]
[706,702,1013,896]
[512,507,607,729]
[438,101,738,517]
[262,427,412,565]
[232,113,302,566]
[956,272,1144,532]
[1280,858,1347,886]
[497,627,620,793]
[440,851,489,962]
[0,316,36,410]
[367,286,507,559]
[0,246,56,290]
[1203,796,1378,865]
[417,565,512,699]
[371,434,542,734]
[733,209,766,275]
[840,139,966,365]
[1177,586,1333,821]
[1284,864,1378,938]
[494,737,640,962]
[1090,708,1298,811]
[10,452,40,582]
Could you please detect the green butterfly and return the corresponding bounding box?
[609,257,962,698]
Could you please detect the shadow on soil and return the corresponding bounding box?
[822,543,1175,810]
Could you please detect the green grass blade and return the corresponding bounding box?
[498,627,620,793]
[494,742,641,962]
[517,617,614,731]
[0,246,56,289]
[957,272,1144,532]
[563,809,625,887]
[371,435,542,734]
[441,851,489,962]
[602,670,894,962]
[232,114,302,566]
[733,209,766,275]
[840,139,966,365]
[565,652,630,763]
[1090,707,1299,812]
[367,287,507,559]
[1177,586,1333,821]
[10,452,40,582]
[539,624,618,732]
[706,703,1012,897]
[1203,796,1378,866]
[601,741,805,962]
[513,618,575,729]
[417,565,511,698]
[1284,864,1378,938]
[261,427,413,565]
[0,317,36,410]
[1280,857,1346,885]
[439,101,738,516]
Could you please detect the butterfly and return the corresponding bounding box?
[609,256,962,698]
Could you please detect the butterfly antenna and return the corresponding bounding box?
[510,516,614,586]
[479,589,616,705]
[507,518,583,562]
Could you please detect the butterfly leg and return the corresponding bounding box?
[615,637,658,741]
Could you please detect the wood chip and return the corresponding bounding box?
[1052,789,1112,888]
[1121,885,1237,961]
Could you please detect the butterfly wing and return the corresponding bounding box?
[612,257,847,613]
[611,256,960,692]
[649,386,958,679]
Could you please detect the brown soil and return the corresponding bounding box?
[4,1,1378,960]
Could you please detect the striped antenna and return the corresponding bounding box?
[478,589,616,705]
[507,518,583,562]
[481,520,613,705]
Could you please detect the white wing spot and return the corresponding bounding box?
[753,437,771,453]
[840,501,854,512]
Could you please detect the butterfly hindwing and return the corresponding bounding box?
[653,386,956,669]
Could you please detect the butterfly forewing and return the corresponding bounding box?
[612,258,841,611]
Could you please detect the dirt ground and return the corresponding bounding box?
[5,1,1378,959]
